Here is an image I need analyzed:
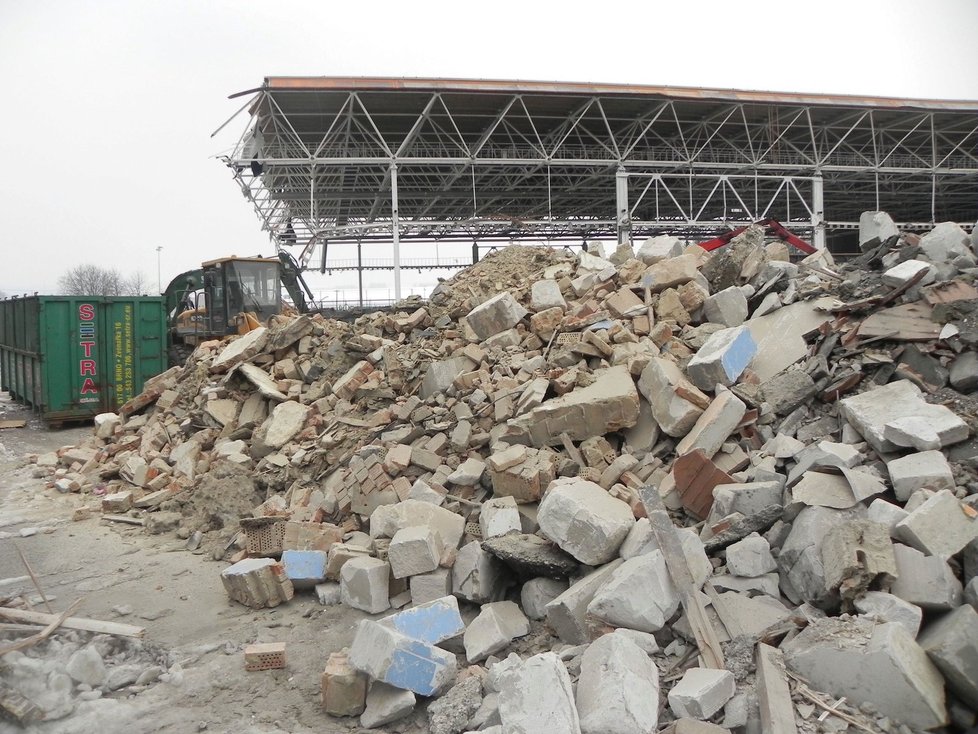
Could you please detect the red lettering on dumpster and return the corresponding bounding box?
[78,304,98,402]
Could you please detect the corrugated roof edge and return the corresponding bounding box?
[247,76,978,112]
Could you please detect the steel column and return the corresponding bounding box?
[615,167,630,245]
[812,172,826,250]
[390,162,402,301]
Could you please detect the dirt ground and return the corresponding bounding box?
[0,393,429,734]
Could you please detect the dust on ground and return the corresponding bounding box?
[0,398,423,734]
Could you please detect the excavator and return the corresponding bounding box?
[163,252,316,365]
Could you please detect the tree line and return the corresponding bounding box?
[58,264,154,297]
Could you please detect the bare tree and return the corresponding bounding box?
[58,264,123,296]
[121,271,150,296]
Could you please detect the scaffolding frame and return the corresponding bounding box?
[222,77,978,299]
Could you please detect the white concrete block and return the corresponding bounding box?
[667,667,736,720]
[464,601,530,662]
[577,633,659,734]
[886,450,955,502]
[388,526,442,579]
[588,551,679,633]
[340,557,390,614]
[538,479,635,566]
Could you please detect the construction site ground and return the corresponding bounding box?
[0,395,383,734]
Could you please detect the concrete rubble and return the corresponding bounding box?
[40,216,978,730]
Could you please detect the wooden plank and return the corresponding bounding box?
[0,599,82,655]
[0,420,26,430]
[858,302,941,341]
[101,514,145,526]
[638,485,724,669]
[756,643,798,734]
[14,544,53,614]
[0,607,145,638]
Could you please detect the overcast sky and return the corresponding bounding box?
[2,0,977,299]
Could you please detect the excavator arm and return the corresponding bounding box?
[277,250,317,314]
[697,218,816,255]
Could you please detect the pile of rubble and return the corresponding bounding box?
[33,213,978,732]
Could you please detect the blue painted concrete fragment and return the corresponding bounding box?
[383,596,463,645]
[719,327,757,382]
[281,550,328,586]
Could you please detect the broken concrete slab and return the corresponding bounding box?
[481,533,579,579]
[340,557,390,614]
[236,362,289,402]
[250,400,310,458]
[886,450,955,502]
[348,619,457,697]
[452,540,510,604]
[637,234,683,265]
[725,533,776,578]
[686,325,756,391]
[588,551,680,633]
[381,596,464,646]
[421,356,477,400]
[546,560,623,644]
[702,286,748,327]
[919,221,971,263]
[576,632,660,734]
[744,296,838,381]
[467,292,529,341]
[840,380,969,453]
[854,591,923,638]
[494,652,581,734]
[895,489,978,559]
[521,577,569,620]
[506,365,640,447]
[859,210,900,248]
[369,499,466,550]
[530,279,567,312]
[918,604,978,708]
[675,390,746,459]
[210,326,268,373]
[638,357,707,437]
[538,478,635,565]
[783,617,948,730]
[464,601,529,662]
[891,543,964,611]
[667,667,735,721]
[479,496,522,538]
[388,526,442,579]
[360,682,416,729]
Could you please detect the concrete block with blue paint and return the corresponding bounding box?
[686,325,757,391]
[281,549,328,588]
[348,620,457,696]
[380,595,463,645]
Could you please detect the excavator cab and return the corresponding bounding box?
[167,256,283,364]
[202,258,281,334]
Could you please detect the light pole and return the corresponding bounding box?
[156,246,162,294]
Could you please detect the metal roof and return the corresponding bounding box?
[223,77,978,290]
[259,76,978,112]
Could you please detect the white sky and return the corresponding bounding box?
[2,0,977,299]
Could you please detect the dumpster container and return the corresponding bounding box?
[0,296,166,423]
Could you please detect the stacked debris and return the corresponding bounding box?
[33,216,978,732]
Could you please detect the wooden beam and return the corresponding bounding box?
[756,643,798,734]
[638,485,725,669]
[0,607,145,639]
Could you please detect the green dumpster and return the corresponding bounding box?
[0,296,166,423]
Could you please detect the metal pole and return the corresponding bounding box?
[357,240,364,307]
[812,173,826,250]
[156,246,162,293]
[615,167,630,245]
[390,161,402,302]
